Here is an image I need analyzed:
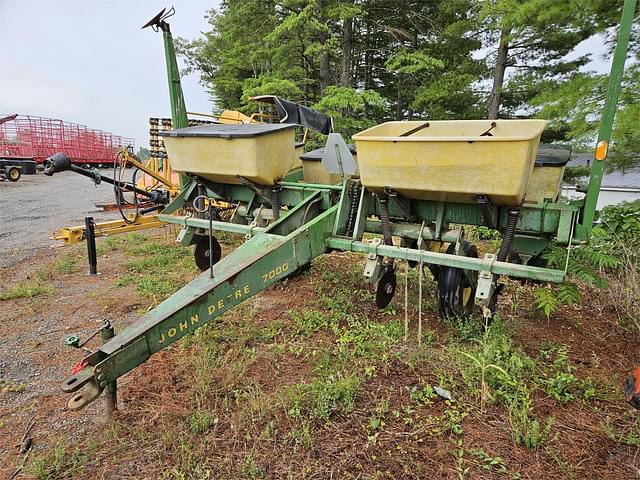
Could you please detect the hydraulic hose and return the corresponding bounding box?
[114,153,141,224]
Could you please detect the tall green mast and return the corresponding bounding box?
[580,0,637,235]
[143,7,189,186]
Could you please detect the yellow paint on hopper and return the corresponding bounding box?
[302,159,343,184]
[162,125,297,186]
[353,120,547,206]
[524,165,565,203]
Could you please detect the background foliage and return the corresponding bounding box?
[178,0,639,169]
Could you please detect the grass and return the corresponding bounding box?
[12,232,636,478]
[187,409,216,435]
[282,375,361,421]
[27,442,90,480]
[112,235,196,303]
[0,278,53,300]
[53,254,77,275]
[0,252,80,300]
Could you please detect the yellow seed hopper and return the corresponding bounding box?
[353,119,547,206]
[161,123,298,186]
[524,144,572,203]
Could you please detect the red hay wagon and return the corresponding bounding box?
[0,114,134,168]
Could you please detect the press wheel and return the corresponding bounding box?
[194,236,222,272]
[437,241,478,320]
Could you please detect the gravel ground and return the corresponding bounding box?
[0,170,129,268]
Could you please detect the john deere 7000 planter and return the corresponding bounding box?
[60,2,637,413]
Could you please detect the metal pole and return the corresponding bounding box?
[581,0,637,233]
[101,321,117,419]
[208,203,214,279]
[85,217,98,275]
[161,26,189,189]
[68,164,154,198]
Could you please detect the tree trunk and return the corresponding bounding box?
[340,17,353,87]
[396,83,403,120]
[318,0,330,94]
[488,28,510,119]
[364,24,372,90]
[319,30,331,94]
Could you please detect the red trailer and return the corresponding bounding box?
[0,114,134,169]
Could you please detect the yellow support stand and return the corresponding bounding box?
[52,215,165,245]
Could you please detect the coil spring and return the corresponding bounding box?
[497,209,520,262]
[272,185,282,221]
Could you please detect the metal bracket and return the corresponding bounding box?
[454,228,465,256]
[475,253,497,310]
[67,380,103,411]
[476,194,498,228]
[435,202,446,240]
[363,238,384,282]
[389,193,415,222]
[61,366,96,394]
[556,208,575,244]
[352,189,371,241]
[177,226,195,246]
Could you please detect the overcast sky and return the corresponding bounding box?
[1,0,611,149]
[0,0,219,148]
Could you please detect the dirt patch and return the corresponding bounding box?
[0,170,129,268]
[0,240,147,478]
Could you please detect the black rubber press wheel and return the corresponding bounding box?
[194,236,222,272]
[437,241,478,320]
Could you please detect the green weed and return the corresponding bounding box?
[546,372,578,403]
[53,255,77,275]
[242,451,263,479]
[408,384,437,406]
[367,399,390,444]
[27,442,89,480]
[288,420,314,448]
[112,237,195,304]
[283,375,361,421]
[602,413,640,446]
[163,437,212,480]
[290,309,336,336]
[187,409,215,435]
[468,448,508,474]
[0,278,53,300]
[115,273,136,287]
[508,397,554,450]
[458,326,535,408]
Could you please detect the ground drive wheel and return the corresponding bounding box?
[437,241,478,319]
[6,166,21,182]
[194,236,222,272]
